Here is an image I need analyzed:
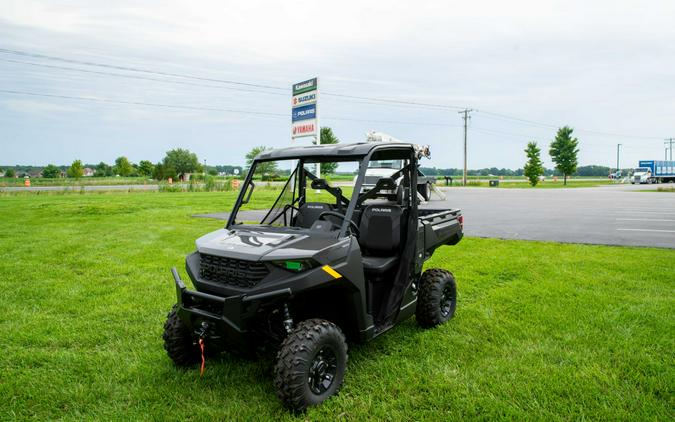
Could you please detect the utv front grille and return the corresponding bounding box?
[199,253,269,288]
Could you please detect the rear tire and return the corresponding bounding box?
[274,319,348,412]
[418,182,431,201]
[416,269,457,328]
[163,307,200,367]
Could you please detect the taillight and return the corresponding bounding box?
[458,215,464,229]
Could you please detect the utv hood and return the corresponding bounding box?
[195,228,342,261]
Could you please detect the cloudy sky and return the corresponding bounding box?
[1,0,673,170]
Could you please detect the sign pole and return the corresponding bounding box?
[315,77,320,181]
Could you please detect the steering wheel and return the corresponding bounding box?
[317,211,360,237]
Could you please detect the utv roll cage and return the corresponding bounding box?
[226,142,418,238]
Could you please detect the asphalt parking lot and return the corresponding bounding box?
[195,184,675,249]
[434,184,675,248]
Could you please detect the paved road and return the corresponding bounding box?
[195,183,675,249]
[436,184,675,248]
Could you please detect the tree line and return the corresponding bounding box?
[1,149,214,181]
[0,127,602,185]
[420,165,613,178]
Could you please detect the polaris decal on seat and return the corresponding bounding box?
[307,205,325,209]
[371,208,393,213]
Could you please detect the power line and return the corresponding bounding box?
[0,57,288,96]
[0,47,669,140]
[476,109,664,140]
[0,48,464,111]
[0,88,459,127]
[0,89,289,117]
[0,48,288,91]
[322,92,463,110]
[0,57,458,112]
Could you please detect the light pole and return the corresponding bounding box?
[616,144,621,180]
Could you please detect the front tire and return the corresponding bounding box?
[416,269,457,328]
[274,319,348,412]
[163,307,200,367]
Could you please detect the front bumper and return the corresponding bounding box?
[171,267,291,343]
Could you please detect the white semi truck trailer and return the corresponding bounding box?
[631,160,675,184]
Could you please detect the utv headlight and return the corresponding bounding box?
[271,259,319,273]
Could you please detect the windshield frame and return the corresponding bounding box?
[226,144,417,238]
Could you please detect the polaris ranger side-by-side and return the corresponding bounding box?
[163,141,463,411]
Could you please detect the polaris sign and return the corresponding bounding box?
[292,104,316,122]
[291,77,318,141]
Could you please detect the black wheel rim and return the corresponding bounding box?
[440,282,455,317]
[308,346,338,395]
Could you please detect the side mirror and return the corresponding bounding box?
[311,178,330,190]
[242,181,255,204]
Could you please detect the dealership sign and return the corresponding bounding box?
[291,77,318,140]
[292,92,316,107]
[292,104,316,122]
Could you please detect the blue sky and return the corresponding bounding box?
[1,0,673,169]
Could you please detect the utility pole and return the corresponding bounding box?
[616,144,622,178]
[458,109,473,185]
[665,138,674,161]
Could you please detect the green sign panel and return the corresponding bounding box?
[292,78,317,95]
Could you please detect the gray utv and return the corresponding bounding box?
[163,141,463,411]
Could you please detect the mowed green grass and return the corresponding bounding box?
[0,192,673,420]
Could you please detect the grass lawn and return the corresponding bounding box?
[0,176,157,187]
[0,192,673,420]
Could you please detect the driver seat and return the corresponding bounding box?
[294,202,330,228]
[358,204,403,274]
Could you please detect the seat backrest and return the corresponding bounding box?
[294,202,331,228]
[358,204,403,255]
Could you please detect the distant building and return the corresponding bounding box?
[83,168,95,177]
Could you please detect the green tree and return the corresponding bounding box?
[153,161,177,180]
[137,160,155,177]
[42,164,61,178]
[67,160,84,179]
[114,156,133,177]
[163,149,200,180]
[245,146,278,177]
[317,127,340,174]
[4,168,16,178]
[523,142,544,187]
[94,162,112,177]
[549,126,580,185]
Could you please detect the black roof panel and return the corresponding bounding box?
[255,142,414,161]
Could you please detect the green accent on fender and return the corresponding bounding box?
[285,261,302,271]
